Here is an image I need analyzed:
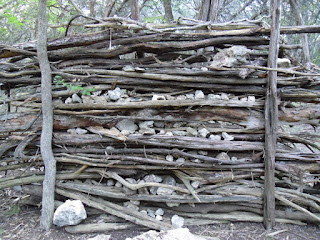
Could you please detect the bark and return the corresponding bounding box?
[90,0,96,17]
[104,0,115,17]
[130,0,139,21]
[162,0,174,23]
[289,0,312,68]
[37,0,56,231]
[199,0,222,22]
[264,0,281,230]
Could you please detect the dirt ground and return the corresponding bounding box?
[0,190,319,240]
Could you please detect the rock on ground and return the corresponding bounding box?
[87,234,111,240]
[53,200,87,227]
[126,228,208,240]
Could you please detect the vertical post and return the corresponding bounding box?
[264,0,281,230]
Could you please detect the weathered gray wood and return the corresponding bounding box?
[264,0,281,230]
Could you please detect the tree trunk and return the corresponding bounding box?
[90,0,96,17]
[199,0,221,22]
[289,0,312,68]
[162,0,174,23]
[264,0,281,231]
[37,0,57,231]
[104,0,115,17]
[130,0,139,21]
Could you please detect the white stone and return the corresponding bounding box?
[53,200,87,227]
[198,128,210,138]
[185,93,195,99]
[194,90,205,99]
[277,58,291,68]
[123,201,139,211]
[220,93,229,101]
[166,202,180,207]
[176,157,185,164]
[191,181,200,189]
[171,215,185,228]
[240,97,248,102]
[209,134,221,141]
[155,208,164,216]
[115,182,123,187]
[139,121,154,129]
[208,94,221,100]
[210,45,250,69]
[139,128,156,135]
[230,96,239,102]
[248,96,256,102]
[157,176,176,195]
[201,67,209,71]
[159,130,166,135]
[106,179,114,186]
[108,87,122,101]
[116,119,138,134]
[231,156,238,161]
[75,127,87,135]
[187,127,198,136]
[222,132,234,141]
[144,174,162,183]
[72,93,83,103]
[165,131,173,136]
[87,234,111,240]
[156,215,163,221]
[172,130,187,136]
[135,67,146,73]
[140,210,148,215]
[65,97,72,104]
[152,95,166,101]
[176,95,187,101]
[166,155,174,162]
[123,65,135,72]
[67,128,77,134]
[216,152,230,161]
[126,228,208,240]
[154,121,165,128]
[147,209,156,218]
[198,150,208,155]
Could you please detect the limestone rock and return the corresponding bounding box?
[222,132,234,141]
[187,127,198,136]
[116,119,138,134]
[108,87,122,101]
[152,95,166,101]
[157,176,176,195]
[166,155,174,162]
[171,215,185,228]
[277,58,291,68]
[126,228,208,240]
[216,152,230,161]
[87,234,111,240]
[155,208,164,216]
[198,128,210,138]
[194,90,205,99]
[210,46,250,69]
[72,93,83,103]
[75,127,87,135]
[139,121,154,129]
[53,200,87,227]
[65,97,72,104]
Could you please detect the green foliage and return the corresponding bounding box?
[4,13,24,29]
[53,76,95,96]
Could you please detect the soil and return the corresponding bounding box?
[0,189,319,240]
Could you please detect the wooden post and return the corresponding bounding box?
[264,0,281,230]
